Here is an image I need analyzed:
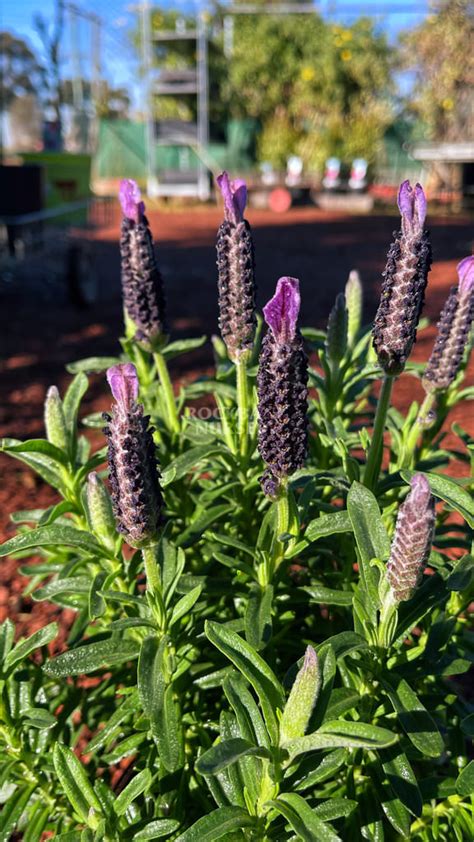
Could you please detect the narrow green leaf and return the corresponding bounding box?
[245,584,273,651]
[169,585,202,628]
[86,690,138,753]
[196,738,270,776]
[0,618,15,662]
[1,438,69,465]
[132,819,181,840]
[162,336,207,359]
[302,585,353,606]
[0,526,104,558]
[23,707,57,730]
[176,504,233,547]
[44,637,140,676]
[401,469,474,528]
[385,678,444,758]
[22,802,50,842]
[33,577,91,603]
[223,671,271,749]
[313,798,357,821]
[347,482,390,610]
[294,749,348,791]
[284,720,397,760]
[456,761,474,797]
[4,622,58,670]
[205,621,284,743]
[67,356,121,374]
[0,785,36,842]
[0,438,65,490]
[114,769,152,816]
[268,793,341,842]
[53,743,101,822]
[305,510,352,543]
[63,372,88,439]
[174,807,254,842]
[161,445,223,485]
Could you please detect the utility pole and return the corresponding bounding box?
[64,3,102,151]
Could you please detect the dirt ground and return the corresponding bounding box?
[1,204,473,631]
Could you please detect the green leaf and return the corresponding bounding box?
[0,525,105,558]
[283,720,397,760]
[196,738,270,776]
[161,445,223,485]
[294,749,348,791]
[0,618,15,662]
[53,743,102,822]
[0,438,66,491]
[380,745,422,817]
[33,577,91,603]
[205,621,284,744]
[67,356,121,374]
[223,672,271,749]
[313,798,357,821]
[347,482,390,610]
[175,807,254,842]
[162,336,207,359]
[280,646,321,744]
[102,733,147,764]
[114,769,152,816]
[176,504,233,547]
[132,820,181,840]
[169,585,202,628]
[401,469,474,528]
[302,585,353,606]
[461,713,474,737]
[86,690,138,752]
[22,802,50,842]
[245,584,273,651]
[305,510,353,543]
[4,622,58,670]
[385,678,444,758]
[63,372,89,440]
[23,707,57,730]
[268,793,341,842]
[456,761,474,797]
[1,438,69,466]
[138,636,184,771]
[0,785,36,842]
[44,637,140,676]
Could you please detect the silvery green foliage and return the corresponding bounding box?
[0,185,473,842]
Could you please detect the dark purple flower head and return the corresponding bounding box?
[263,277,300,344]
[216,171,247,225]
[372,180,431,375]
[458,255,474,296]
[119,181,167,347]
[103,363,163,548]
[258,278,308,497]
[106,363,139,411]
[398,180,427,233]
[216,172,256,359]
[119,178,145,224]
[423,255,474,392]
[386,474,435,603]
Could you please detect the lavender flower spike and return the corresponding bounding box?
[257,278,308,497]
[119,178,167,348]
[386,474,435,603]
[103,363,163,548]
[423,256,474,392]
[216,172,256,360]
[373,180,432,375]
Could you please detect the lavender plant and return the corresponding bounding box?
[0,177,473,842]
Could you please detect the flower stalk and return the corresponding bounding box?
[363,375,394,491]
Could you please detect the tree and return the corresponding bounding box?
[34,0,64,132]
[399,0,474,141]
[0,32,46,111]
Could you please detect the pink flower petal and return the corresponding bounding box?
[107,363,139,409]
[119,179,145,223]
[263,277,301,343]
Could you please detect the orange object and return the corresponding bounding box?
[269,187,292,213]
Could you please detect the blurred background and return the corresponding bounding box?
[0,1,473,576]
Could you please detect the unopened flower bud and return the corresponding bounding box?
[386,474,435,603]
[103,363,163,548]
[423,256,474,392]
[119,179,167,348]
[86,472,117,551]
[326,292,348,365]
[44,386,68,451]
[257,277,308,497]
[345,269,363,347]
[216,172,256,361]
[373,181,432,375]
[279,646,320,745]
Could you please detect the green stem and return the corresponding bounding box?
[142,544,161,596]
[364,376,394,491]
[262,482,291,585]
[236,357,250,461]
[154,351,180,435]
[401,391,436,469]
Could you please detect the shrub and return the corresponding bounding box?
[0,176,473,841]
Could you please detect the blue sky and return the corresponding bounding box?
[2,1,428,107]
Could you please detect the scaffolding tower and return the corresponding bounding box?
[140,3,210,200]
